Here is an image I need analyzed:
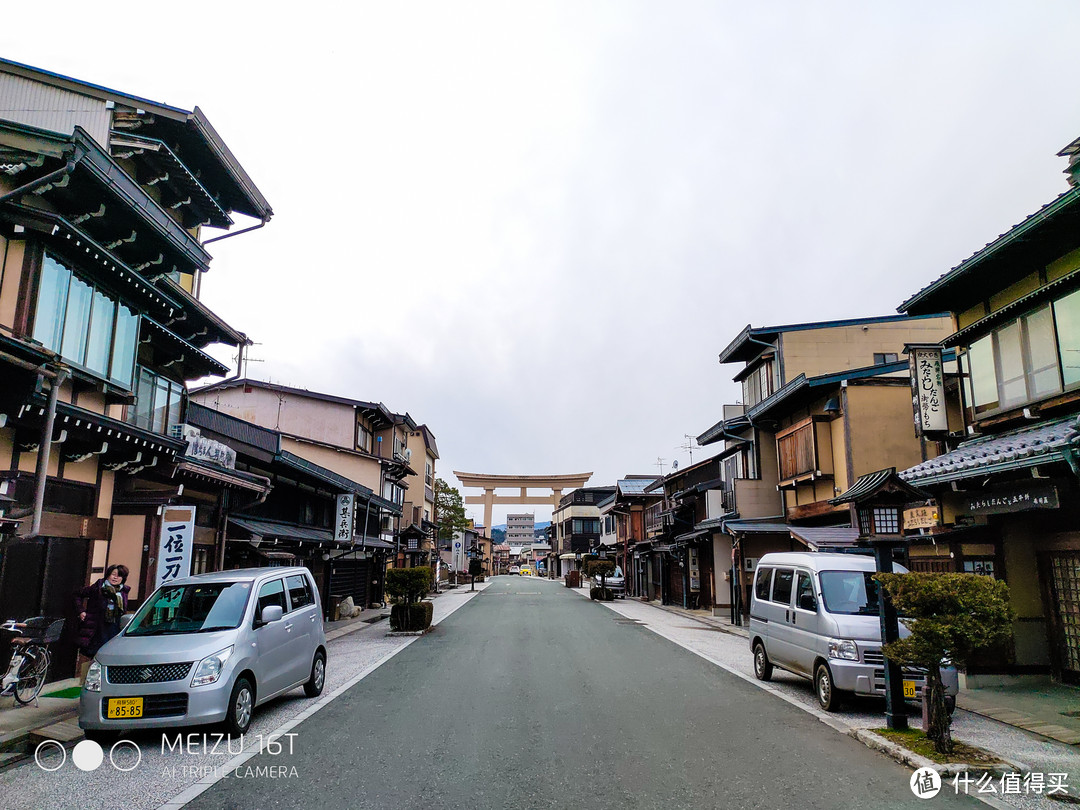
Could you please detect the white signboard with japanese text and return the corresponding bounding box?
[336,494,356,543]
[155,506,196,589]
[909,346,948,435]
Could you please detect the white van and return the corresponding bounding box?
[748,552,958,712]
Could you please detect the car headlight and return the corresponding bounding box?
[191,646,234,687]
[84,660,102,692]
[827,638,858,661]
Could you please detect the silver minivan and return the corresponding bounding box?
[748,552,958,712]
[79,567,327,739]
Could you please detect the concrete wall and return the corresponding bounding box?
[280,436,382,491]
[778,317,953,380]
[197,388,357,449]
[846,384,927,479]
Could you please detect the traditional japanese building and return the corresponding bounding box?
[898,133,1080,684]
[0,58,271,675]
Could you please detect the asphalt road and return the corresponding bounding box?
[188,577,981,810]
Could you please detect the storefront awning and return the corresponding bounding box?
[788,526,860,550]
[229,516,332,544]
[175,459,271,493]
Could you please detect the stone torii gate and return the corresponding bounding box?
[452,471,593,537]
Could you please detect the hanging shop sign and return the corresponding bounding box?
[965,483,1059,515]
[335,494,356,543]
[903,505,940,531]
[155,505,195,589]
[909,345,948,435]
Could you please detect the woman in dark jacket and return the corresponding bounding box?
[74,564,130,658]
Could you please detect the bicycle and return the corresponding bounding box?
[0,617,64,705]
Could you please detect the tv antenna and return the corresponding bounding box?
[655,457,666,476]
[233,343,264,378]
[678,434,700,466]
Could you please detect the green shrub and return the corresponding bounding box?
[386,568,433,605]
[390,601,434,631]
[585,560,615,580]
[875,572,1013,755]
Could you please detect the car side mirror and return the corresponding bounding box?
[119,613,134,630]
[258,605,283,626]
[798,594,817,612]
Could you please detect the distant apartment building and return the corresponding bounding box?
[506,513,535,546]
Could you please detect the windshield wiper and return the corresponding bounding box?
[127,627,170,636]
[196,625,235,632]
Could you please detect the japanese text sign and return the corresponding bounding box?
[155,506,195,589]
[336,494,356,543]
[909,346,947,435]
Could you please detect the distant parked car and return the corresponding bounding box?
[592,565,626,598]
[519,567,534,577]
[509,565,520,575]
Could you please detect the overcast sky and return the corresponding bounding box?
[7,2,1080,526]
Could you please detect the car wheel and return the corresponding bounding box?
[753,642,773,681]
[815,662,841,712]
[225,677,255,736]
[304,650,326,698]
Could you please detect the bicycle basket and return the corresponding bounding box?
[20,617,64,644]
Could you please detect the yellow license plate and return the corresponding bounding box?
[107,697,143,719]
[902,679,917,699]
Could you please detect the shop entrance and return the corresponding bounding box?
[1045,551,1080,683]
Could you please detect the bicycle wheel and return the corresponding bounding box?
[13,648,49,705]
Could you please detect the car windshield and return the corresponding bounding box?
[125,582,253,636]
[818,571,880,616]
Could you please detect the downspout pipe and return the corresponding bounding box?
[0,157,79,207]
[28,366,69,538]
[202,217,269,246]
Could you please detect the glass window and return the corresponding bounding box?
[968,301,1068,415]
[874,353,899,365]
[968,334,998,413]
[286,574,313,610]
[85,289,114,375]
[32,255,70,351]
[819,571,880,616]
[30,253,139,387]
[111,304,138,388]
[771,568,794,605]
[60,274,93,365]
[125,582,252,635]
[754,568,773,601]
[256,578,287,615]
[153,376,171,433]
[1054,288,1080,388]
[795,571,816,611]
[1026,306,1061,397]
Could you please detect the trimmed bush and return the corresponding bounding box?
[390,601,434,631]
[386,568,433,605]
[584,560,616,580]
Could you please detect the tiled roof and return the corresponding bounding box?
[617,477,660,495]
[900,414,1080,486]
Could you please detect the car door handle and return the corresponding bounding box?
[284,623,293,632]
[310,615,316,622]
